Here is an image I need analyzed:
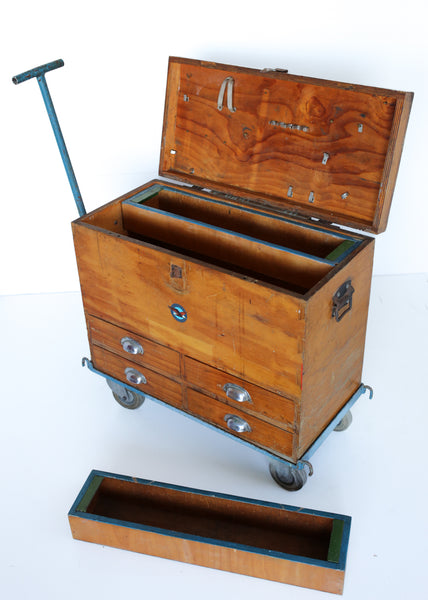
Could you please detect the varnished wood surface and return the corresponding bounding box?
[186,388,294,460]
[298,240,375,454]
[374,91,413,232]
[184,356,295,431]
[69,515,345,593]
[160,57,412,233]
[72,221,305,398]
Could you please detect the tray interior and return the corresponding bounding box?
[75,474,344,563]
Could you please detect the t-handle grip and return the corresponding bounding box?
[12,58,86,217]
[12,59,64,85]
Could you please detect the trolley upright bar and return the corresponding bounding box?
[12,59,86,217]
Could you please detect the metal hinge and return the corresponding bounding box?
[260,68,289,73]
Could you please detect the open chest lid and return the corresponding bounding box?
[159,57,413,234]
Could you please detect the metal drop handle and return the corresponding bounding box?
[121,336,144,355]
[224,414,252,434]
[332,279,354,322]
[125,367,147,386]
[223,383,252,404]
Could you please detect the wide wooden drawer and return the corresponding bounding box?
[184,357,295,431]
[88,315,181,377]
[92,346,183,408]
[186,388,294,460]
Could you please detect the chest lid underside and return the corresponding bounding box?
[160,57,412,234]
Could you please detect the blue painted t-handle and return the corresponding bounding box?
[12,59,86,217]
[12,59,65,85]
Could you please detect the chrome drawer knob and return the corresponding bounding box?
[121,336,144,355]
[125,367,147,386]
[224,414,252,434]
[223,383,252,403]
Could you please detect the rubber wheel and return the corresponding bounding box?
[112,389,145,409]
[334,410,353,432]
[106,380,145,409]
[269,462,308,491]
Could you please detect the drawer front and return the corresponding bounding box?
[186,388,294,460]
[92,346,182,408]
[184,357,295,431]
[88,315,181,377]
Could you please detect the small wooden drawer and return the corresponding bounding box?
[186,388,294,460]
[184,357,295,431]
[87,315,180,377]
[92,345,182,408]
[69,470,351,594]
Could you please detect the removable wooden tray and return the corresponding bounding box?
[69,470,351,594]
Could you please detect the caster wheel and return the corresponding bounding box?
[269,462,308,491]
[106,380,145,409]
[334,410,353,432]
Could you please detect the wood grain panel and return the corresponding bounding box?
[70,514,345,593]
[91,345,183,408]
[160,57,412,233]
[72,222,305,398]
[87,314,181,377]
[122,201,332,292]
[373,91,413,232]
[298,240,375,454]
[186,388,294,460]
[184,356,295,431]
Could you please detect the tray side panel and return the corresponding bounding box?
[299,240,375,454]
[69,515,345,594]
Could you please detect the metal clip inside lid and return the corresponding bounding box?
[217,76,236,113]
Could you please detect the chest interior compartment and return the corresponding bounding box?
[114,183,362,296]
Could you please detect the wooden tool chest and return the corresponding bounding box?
[73,57,412,488]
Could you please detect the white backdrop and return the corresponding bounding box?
[1,0,427,295]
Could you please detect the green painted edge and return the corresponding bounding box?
[327,519,345,563]
[75,475,104,513]
[325,240,355,262]
[129,185,163,204]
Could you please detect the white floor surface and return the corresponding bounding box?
[1,273,427,599]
